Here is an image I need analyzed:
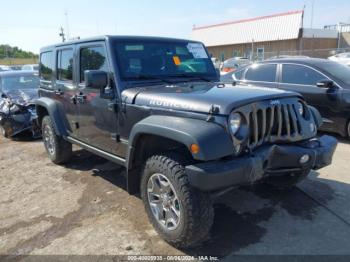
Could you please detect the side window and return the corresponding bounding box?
[245,64,277,82]
[57,49,74,82]
[39,51,53,81]
[80,46,108,83]
[282,64,324,86]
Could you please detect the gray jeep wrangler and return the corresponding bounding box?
[36,36,337,248]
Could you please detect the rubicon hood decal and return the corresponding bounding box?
[149,98,200,111]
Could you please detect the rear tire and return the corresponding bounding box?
[141,154,214,248]
[264,170,310,190]
[42,116,72,164]
[347,121,350,139]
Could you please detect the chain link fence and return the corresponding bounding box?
[261,48,350,61]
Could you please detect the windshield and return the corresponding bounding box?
[317,61,350,86]
[114,40,217,82]
[1,74,39,92]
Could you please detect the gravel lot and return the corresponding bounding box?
[1,134,350,261]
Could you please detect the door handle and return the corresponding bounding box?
[54,89,64,96]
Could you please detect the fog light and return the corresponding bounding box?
[300,154,310,164]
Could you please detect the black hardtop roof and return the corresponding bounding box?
[0,70,38,77]
[40,35,201,52]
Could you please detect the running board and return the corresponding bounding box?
[66,136,126,167]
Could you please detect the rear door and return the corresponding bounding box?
[54,46,80,137]
[242,63,278,88]
[278,63,338,127]
[75,41,118,154]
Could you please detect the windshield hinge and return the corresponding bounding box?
[207,105,220,122]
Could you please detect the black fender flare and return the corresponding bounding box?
[126,115,234,170]
[308,105,323,129]
[35,97,70,136]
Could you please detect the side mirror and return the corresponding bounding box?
[317,79,335,89]
[85,70,114,99]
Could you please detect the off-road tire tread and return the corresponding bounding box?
[42,116,72,164]
[141,154,214,248]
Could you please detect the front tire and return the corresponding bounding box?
[141,154,214,248]
[42,116,72,164]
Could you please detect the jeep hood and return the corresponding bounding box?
[122,83,301,115]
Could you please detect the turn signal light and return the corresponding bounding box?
[190,144,200,154]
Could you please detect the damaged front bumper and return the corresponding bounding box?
[0,107,41,138]
[185,135,337,191]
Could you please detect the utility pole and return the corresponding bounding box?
[310,0,315,28]
[337,23,344,49]
[59,27,66,42]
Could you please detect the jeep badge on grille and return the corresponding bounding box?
[270,100,281,106]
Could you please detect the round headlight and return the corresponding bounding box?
[297,102,304,115]
[229,113,241,135]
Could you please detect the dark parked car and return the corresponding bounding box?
[0,71,40,138]
[36,36,336,248]
[225,58,350,138]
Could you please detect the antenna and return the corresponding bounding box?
[65,11,70,40]
[59,27,66,42]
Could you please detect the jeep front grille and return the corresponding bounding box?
[231,98,316,152]
[248,103,303,148]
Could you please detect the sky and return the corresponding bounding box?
[0,0,349,53]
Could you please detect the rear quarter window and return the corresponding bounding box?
[39,51,54,87]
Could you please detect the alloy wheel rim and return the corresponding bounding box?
[43,125,55,155]
[147,173,181,231]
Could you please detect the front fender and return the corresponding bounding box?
[35,97,70,136]
[127,115,234,168]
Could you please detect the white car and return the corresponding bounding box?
[221,57,250,74]
[328,53,350,66]
[0,65,11,71]
[21,64,39,71]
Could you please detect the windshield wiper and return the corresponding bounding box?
[166,74,213,82]
[127,75,174,84]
